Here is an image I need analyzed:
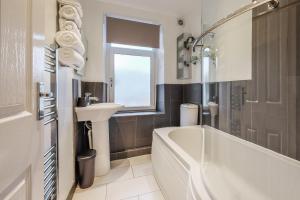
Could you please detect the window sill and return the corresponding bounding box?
[113,111,165,117]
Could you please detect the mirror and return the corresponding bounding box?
[201,0,253,83]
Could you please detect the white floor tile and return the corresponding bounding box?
[129,155,151,166]
[93,165,133,185]
[73,185,106,200]
[132,162,153,177]
[139,191,165,200]
[106,175,159,200]
[121,196,139,200]
[111,158,130,168]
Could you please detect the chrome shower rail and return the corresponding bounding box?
[192,0,279,50]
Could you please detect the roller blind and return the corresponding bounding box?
[106,17,160,48]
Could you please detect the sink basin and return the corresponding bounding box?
[75,103,124,122]
[75,103,124,176]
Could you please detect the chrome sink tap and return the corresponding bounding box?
[84,93,99,104]
[89,96,99,102]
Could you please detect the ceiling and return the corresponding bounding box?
[98,0,202,16]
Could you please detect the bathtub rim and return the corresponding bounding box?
[153,125,300,200]
[153,126,212,200]
[153,126,204,171]
[203,125,300,168]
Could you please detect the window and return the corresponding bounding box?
[108,44,156,110]
[106,16,160,111]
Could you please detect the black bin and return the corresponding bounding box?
[77,149,96,189]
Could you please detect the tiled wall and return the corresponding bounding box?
[109,83,202,160]
[204,1,300,161]
[78,82,202,160]
[81,81,107,103]
[208,79,300,161]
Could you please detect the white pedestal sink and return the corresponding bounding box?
[75,103,123,176]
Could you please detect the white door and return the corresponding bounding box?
[0,0,45,199]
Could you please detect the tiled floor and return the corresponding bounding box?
[73,155,165,200]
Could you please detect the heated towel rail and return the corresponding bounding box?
[44,145,57,200]
[39,44,58,200]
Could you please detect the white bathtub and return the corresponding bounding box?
[152,125,300,200]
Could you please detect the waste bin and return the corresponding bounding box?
[77,149,96,189]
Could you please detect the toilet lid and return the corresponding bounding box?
[181,104,198,109]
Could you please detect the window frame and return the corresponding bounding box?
[108,44,156,111]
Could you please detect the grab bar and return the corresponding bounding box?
[192,0,279,50]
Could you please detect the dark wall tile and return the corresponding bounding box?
[163,84,171,103]
[156,84,165,112]
[110,147,151,161]
[81,81,107,103]
[154,115,170,129]
[108,83,202,159]
[136,116,154,147]
[183,83,202,105]
[169,84,183,102]
[156,84,165,103]
[156,100,165,113]
[170,101,182,126]
[109,116,137,153]
[297,77,300,160]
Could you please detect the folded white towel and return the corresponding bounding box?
[59,5,82,28]
[76,65,86,76]
[55,31,85,55]
[59,19,81,39]
[57,0,83,18]
[58,48,85,69]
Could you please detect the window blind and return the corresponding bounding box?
[106,17,160,48]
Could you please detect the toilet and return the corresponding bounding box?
[180,104,199,126]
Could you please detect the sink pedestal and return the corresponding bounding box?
[75,103,124,176]
[92,120,110,176]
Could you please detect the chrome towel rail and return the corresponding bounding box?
[44,118,57,126]
[44,97,56,102]
[44,45,56,73]
[43,104,56,110]
[37,44,58,124]
[37,82,57,123]
[42,43,58,200]
[43,111,56,118]
[192,0,279,50]
[44,145,57,200]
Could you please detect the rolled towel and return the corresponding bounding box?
[59,5,82,28]
[57,0,83,18]
[55,31,85,55]
[59,19,81,39]
[58,48,85,69]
